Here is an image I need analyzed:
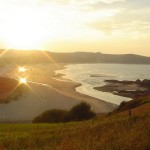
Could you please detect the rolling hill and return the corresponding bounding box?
[1,49,150,64]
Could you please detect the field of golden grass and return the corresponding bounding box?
[0,103,149,150]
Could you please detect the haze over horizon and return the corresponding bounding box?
[0,0,150,56]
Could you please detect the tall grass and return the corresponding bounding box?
[0,108,149,150]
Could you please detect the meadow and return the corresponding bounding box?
[0,102,149,150]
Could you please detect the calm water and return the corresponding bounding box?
[58,63,150,105]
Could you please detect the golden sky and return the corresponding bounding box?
[0,0,150,56]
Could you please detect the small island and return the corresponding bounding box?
[94,79,150,98]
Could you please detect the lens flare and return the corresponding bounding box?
[19,78,27,84]
[18,67,26,72]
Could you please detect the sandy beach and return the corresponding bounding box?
[0,63,116,121]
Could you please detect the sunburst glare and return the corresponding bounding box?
[18,67,26,72]
[19,78,27,84]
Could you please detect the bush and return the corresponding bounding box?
[33,102,96,123]
[69,102,96,121]
[33,109,67,123]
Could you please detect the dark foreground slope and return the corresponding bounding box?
[0,77,28,103]
[1,50,150,64]
[0,98,149,150]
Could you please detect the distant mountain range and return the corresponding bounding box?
[0,49,150,64]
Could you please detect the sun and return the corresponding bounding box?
[2,6,49,50]
[1,1,115,51]
[18,67,26,72]
[4,17,44,50]
[1,2,83,50]
[19,78,27,84]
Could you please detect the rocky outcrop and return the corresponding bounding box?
[94,79,150,98]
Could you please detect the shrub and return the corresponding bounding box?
[33,102,96,123]
[69,102,96,121]
[33,109,67,123]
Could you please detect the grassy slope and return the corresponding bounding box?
[113,96,150,113]
[0,102,149,150]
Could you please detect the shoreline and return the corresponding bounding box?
[53,64,117,109]
[54,72,118,106]
[0,63,116,122]
[27,64,119,111]
[55,64,129,105]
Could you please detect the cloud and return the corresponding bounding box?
[0,0,150,51]
[38,0,70,5]
[74,0,126,11]
[38,0,126,10]
[89,19,150,31]
[86,0,150,38]
[88,19,150,41]
[40,0,126,4]
[96,0,125,4]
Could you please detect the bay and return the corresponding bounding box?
[58,63,150,105]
